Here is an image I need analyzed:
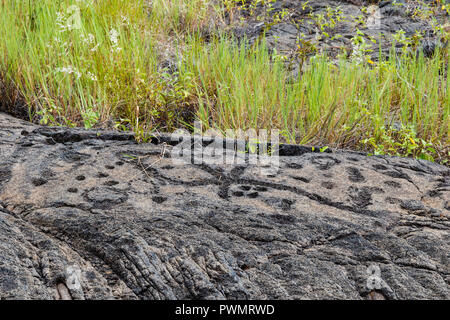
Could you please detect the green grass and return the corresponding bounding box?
[0,0,448,163]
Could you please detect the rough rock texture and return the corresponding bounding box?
[0,112,449,299]
[230,0,448,68]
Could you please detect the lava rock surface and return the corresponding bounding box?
[230,0,448,73]
[0,113,449,299]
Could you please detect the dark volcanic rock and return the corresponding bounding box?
[0,112,449,300]
[229,0,448,73]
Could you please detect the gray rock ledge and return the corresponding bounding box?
[0,112,448,299]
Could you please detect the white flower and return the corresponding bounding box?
[86,71,97,81]
[81,33,95,45]
[109,28,119,46]
[121,15,130,26]
[56,11,66,30]
[90,44,99,52]
[109,28,122,52]
[56,66,81,80]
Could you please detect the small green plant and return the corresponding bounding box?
[350,29,375,64]
[36,104,75,127]
[362,124,438,162]
[81,108,100,129]
[308,6,346,40]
